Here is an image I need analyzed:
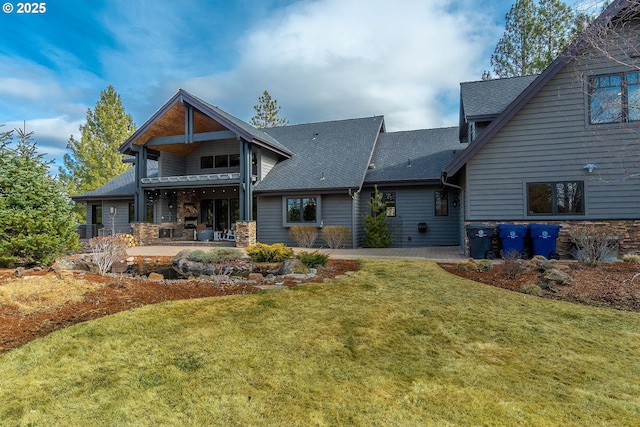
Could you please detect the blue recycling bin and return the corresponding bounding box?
[497,224,528,258]
[466,224,495,259]
[529,224,562,260]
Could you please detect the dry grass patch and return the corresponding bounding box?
[0,275,101,314]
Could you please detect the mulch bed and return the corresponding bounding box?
[0,258,359,354]
[439,261,640,312]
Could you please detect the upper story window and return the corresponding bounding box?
[200,156,213,169]
[527,181,584,216]
[201,154,241,170]
[589,72,640,124]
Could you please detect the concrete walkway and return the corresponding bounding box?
[127,245,467,263]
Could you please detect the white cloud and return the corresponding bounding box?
[175,0,502,130]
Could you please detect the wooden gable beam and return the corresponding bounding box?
[146,130,238,147]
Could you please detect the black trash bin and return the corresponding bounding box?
[466,224,495,259]
[529,223,562,260]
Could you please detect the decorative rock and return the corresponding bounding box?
[544,268,571,286]
[277,259,302,275]
[248,273,263,280]
[126,256,135,263]
[14,267,25,278]
[148,272,164,281]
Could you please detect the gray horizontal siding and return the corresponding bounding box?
[259,150,279,180]
[359,185,460,247]
[257,193,355,248]
[466,28,640,221]
[159,152,186,177]
[186,140,239,175]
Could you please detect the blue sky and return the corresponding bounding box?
[0,0,586,172]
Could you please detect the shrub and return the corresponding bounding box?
[118,233,138,248]
[322,226,352,249]
[246,243,294,263]
[503,249,525,279]
[623,254,640,264]
[188,248,243,263]
[569,225,618,266]
[477,259,493,272]
[297,251,329,268]
[522,284,543,296]
[363,186,392,248]
[456,259,478,272]
[289,226,319,248]
[87,235,128,275]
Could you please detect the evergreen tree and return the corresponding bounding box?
[0,126,79,266]
[60,85,136,194]
[363,186,392,248]
[250,90,289,128]
[490,0,587,78]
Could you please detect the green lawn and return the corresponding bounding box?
[1,259,639,426]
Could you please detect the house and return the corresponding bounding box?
[443,0,640,257]
[73,91,463,248]
[74,0,640,256]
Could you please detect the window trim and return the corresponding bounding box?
[282,195,321,227]
[589,71,640,125]
[526,181,585,217]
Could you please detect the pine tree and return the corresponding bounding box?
[490,0,585,78]
[363,186,392,248]
[0,126,79,266]
[250,90,289,128]
[60,85,136,194]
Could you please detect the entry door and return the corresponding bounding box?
[91,204,102,237]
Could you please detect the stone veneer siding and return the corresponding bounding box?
[235,221,256,248]
[464,220,640,260]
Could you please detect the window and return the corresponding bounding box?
[230,153,240,167]
[435,191,448,216]
[215,154,229,168]
[527,182,584,215]
[590,72,640,124]
[371,191,396,217]
[283,196,320,226]
[200,156,213,169]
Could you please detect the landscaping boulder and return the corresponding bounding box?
[544,268,572,286]
[277,259,302,275]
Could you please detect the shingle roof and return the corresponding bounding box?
[365,127,461,183]
[460,75,538,120]
[254,116,385,193]
[71,162,158,201]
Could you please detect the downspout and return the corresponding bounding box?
[441,172,465,253]
[349,187,358,248]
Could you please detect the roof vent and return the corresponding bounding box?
[368,163,376,169]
